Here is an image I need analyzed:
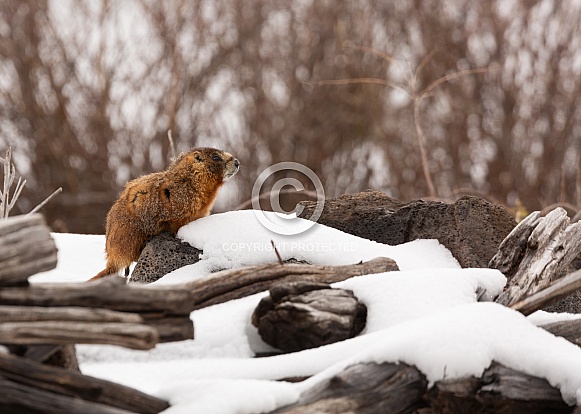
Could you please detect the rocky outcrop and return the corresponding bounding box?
[129,232,201,284]
[298,191,517,268]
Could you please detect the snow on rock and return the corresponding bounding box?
[25,213,581,412]
[156,210,460,284]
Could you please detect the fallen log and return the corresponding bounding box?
[427,362,572,414]
[0,305,143,323]
[0,278,196,342]
[0,214,57,287]
[540,319,581,347]
[0,321,158,350]
[182,257,398,310]
[0,277,194,314]
[273,361,573,413]
[252,282,367,352]
[0,352,169,414]
[491,208,581,306]
[273,362,428,414]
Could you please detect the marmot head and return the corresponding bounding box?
[171,147,240,182]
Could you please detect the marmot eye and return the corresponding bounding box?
[212,154,222,162]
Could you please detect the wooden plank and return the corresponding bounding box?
[0,321,158,350]
[0,352,169,413]
[182,257,398,310]
[0,305,143,323]
[0,277,195,315]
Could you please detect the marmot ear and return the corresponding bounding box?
[193,151,202,162]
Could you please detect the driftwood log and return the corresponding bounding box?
[0,277,195,343]
[274,362,428,414]
[427,362,572,414]
[252,282,367,352]
[0,351,169,414]
[272,361,573,414]
[0,214,57,287]
[182,257,398,310]
[491,208,581,306]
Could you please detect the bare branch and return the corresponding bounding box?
[0,148,26,219]
[167,129,177,160]
[420,66,500,101]
[312,78,412,99]
[27,187,63,217]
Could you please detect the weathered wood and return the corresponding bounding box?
[510,269,581,315]
[0,305,143,323]
[0,213,57,287]
[182,257,398,310]
[0,321,158,350]
[141,315,194,343]
[0,352,169,414]
[0,378,134,414]
[427,362,572,414]
[540,319,581,347]
[0,213,45,237]
[273,362,428,413]
[492,208,581,306]
[252,282,367,352]
[489,211,541,279]
[0,277,195,315]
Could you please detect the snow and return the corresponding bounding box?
[157,210,460,285]
[32,210,581,412]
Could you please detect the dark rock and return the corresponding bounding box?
[130,232,202,284]
[298,190,516,268]
[252,281,367,353]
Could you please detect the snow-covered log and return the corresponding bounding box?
[428,362,571,413]
[0,352,169,414]
[272,361,571,413]
[182,257,398,310]
[491,208,581,306]
[273,362,428,414]
[0,214,57,287]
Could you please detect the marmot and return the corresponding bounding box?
[90,147,239,280]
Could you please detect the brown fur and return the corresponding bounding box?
[90,148,239,281]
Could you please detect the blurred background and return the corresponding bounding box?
[0,0,580,233]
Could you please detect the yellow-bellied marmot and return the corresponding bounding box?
[90,147,239,280]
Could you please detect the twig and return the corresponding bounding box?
[312,48,498,200]
[271,240,284,266]
[575,154,581,209]
[233,189,319,211]
[0,148,27,219]
[167,129,177,160]
[27,187,63,216]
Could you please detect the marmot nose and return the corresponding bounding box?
[234,159,240,167]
